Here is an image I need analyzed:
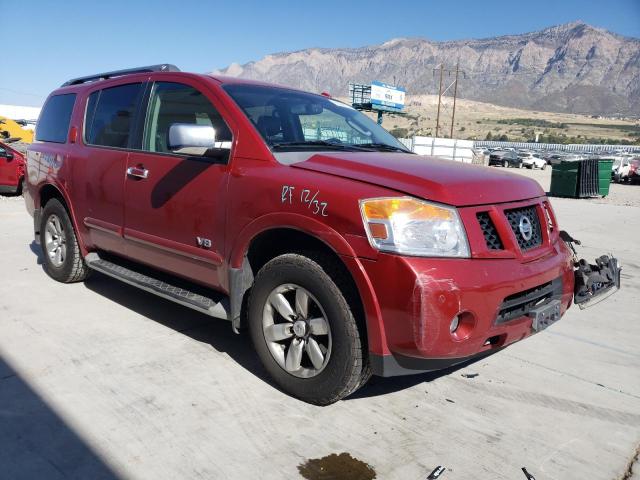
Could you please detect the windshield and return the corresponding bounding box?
[222,84,409,153]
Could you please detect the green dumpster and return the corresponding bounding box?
[549,159,601,198]
[598,159,614,197]
[550,161,579,197]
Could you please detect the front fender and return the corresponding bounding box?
[229,212,390,356]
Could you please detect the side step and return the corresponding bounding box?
[85,253,229,320]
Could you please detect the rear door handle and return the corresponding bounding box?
[126,166,149,179]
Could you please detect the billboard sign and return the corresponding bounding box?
[370,81,405,110]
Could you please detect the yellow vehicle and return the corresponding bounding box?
[0,116,34,143]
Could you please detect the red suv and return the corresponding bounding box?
[0,141,26,195]
[24,65,618,404]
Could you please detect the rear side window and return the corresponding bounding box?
[84,83,143,148]
[35,94,76,143]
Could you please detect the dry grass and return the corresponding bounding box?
[345,94,640,143]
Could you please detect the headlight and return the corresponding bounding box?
[359,197,470,257]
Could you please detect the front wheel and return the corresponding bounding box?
[503,160,509,168]
[40,199,90,283]
[248,253,368,405]
[542,163,547,170]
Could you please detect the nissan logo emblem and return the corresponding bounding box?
[518,215,533,241]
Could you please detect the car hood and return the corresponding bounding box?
[289,152,544,207]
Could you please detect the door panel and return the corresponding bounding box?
[76,148,128,253]
[124,152,228,289]
[75,83,145,254]
[123,81,233,290]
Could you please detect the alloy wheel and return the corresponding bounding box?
[262,283,332,378]
[44,214,67,267]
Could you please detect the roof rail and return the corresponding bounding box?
[61,64,180,87]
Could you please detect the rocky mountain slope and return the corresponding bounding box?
[213,22,640,116]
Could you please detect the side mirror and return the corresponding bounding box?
[5,151,14,161]
[168,123,230,159]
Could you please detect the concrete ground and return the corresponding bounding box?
[1,176,639,479]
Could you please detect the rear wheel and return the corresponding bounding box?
[248,253,368,405]
[503,160,509,168]
[40,199,90,283]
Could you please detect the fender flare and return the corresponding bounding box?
[228,212,389,355]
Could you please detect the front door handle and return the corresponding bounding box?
[126,166,149,179]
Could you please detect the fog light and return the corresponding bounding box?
[451,312,476,341]
[450,315,459,334]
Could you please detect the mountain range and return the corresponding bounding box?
[213,22,640,116]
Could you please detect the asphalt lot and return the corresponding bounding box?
[1,173,639,480]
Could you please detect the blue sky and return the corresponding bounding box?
[2,0,639,106]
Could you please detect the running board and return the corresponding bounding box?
[85,253,229,320]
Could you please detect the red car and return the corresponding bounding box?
[0,141,26,194]
[24,65,620,404]
[629,158,640,183]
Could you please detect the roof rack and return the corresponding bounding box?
[61,64,180,87]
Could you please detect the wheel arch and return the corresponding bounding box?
[228,214,388,355]
[37,183,88,256]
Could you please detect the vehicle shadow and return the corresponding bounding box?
[29,241,494,402]
[0,355,120,479]
[348,353,493,400]
[83,272,275,387]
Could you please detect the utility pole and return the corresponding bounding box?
[435,64,444,138]
[450,62,460,138]
[434,62,464,139]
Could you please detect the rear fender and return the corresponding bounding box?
[36,181,89,256]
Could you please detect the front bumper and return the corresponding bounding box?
[362,243,575,376]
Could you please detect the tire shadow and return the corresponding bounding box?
[347,353,495,400]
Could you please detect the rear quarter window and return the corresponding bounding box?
[35,93,77,143]
[84,83,144,149]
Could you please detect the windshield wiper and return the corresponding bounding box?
[356,143,412,153]
[271,141,362,151]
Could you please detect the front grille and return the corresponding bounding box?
[477,212,503,250]
[495,278,562,324]
[505,206,542,251]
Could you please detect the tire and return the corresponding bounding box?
[40,199,90,283]
[518,162,524,169]
[503,160,508,168]
[248,253,368,405]
[542,163,547,170]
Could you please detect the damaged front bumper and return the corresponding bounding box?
[560,231,622,308]
[573,255,622,308]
